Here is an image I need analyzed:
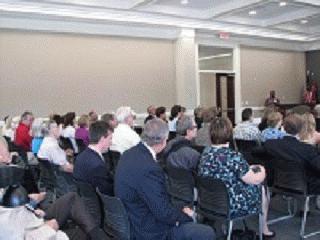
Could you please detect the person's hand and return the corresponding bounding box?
[34,209,46,218]
[65,149,74,156]
[28,192,46,203]
[45,219,59,231]
[182,207,194,217]
[62,163,74,173]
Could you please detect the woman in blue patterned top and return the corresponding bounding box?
[261,112,286,142]
[198,117,275,238]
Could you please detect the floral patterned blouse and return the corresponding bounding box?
[198,146,261,218]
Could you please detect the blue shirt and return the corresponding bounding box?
[261,127,286,142]
[31,137,43,155]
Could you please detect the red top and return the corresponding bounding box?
[14,122,32,151]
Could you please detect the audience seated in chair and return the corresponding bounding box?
[261,111,286,142]
[75,114,90,146]
[144,105,156,124]
[194,106,204,129]
[110,106,140,154]
[299,112,320,145]
[234,108,260,141]
[101,113,118,129]
[38,121,73,173]
[155,106,167,122]
[195,107,218,146]
[61,112,78,154]
[115,119,215,240]
[74,121,114,196]
[31,118,45,156]
[0,137,107,240]
[198,117,274,238]
[162,115,199,172]
[14,111,34,152]
[168,105,182,133]
[264,113,320,194]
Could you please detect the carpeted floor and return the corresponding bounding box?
[208,194,320,240]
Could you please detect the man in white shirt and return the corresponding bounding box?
[38,121,73,173]
[110,106,140,154]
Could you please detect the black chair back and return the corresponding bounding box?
[168,131,176,142]
[272,157,307,195]
[197,176,230,219]
[75,180,103,226]
[0,165,24,188]
[133,126,143,135]
[96,189,130,240]
[38,159,57,191]
[165,166,195,207]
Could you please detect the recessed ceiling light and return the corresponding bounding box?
[249,10,257,15]
[181,0,188,5]
[300,19,308,24]
[279,2,287,7]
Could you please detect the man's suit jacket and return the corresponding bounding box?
[264,136,320,193]
[74,147,113,195]
[115,142,191,240]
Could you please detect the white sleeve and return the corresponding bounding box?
[25,225,57,240]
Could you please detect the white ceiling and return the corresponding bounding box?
[1,0,320,44]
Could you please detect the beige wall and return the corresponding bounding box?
[0,30,176,118]
[240,46,306,107]
[199,73,216,108]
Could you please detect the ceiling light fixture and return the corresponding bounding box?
[279,2,287,7]
[181,0,188,5]
[300,19,308,24]
[249,10,257,15]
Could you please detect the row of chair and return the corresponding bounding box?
[165,154,320,240]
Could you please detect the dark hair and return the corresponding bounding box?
[21,111,33,121]
[64,112,76,127]
[283,113,303,135]
[210,117,233,144]
[89,121,113,144]
[169,105,182,121]
[242,108,253,121]
[156,107,166,118]
[101,113,115,123]
[51,114,63,125]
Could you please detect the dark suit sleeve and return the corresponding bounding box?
[91,165,114,195]
[306,148,320,172]
[138,167,192,225]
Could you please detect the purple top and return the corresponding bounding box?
[75,127,89,146]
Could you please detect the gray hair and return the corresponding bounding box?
[142,119,169,146]
[115,106,135,123]
[176,116,194,136]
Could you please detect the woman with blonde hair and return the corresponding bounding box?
[299,112,320,145]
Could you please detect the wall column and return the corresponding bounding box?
[175,29,198,109]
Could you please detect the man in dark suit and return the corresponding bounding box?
[115,119,215,240]
[74,121,114,195]
[264,113,320,193]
